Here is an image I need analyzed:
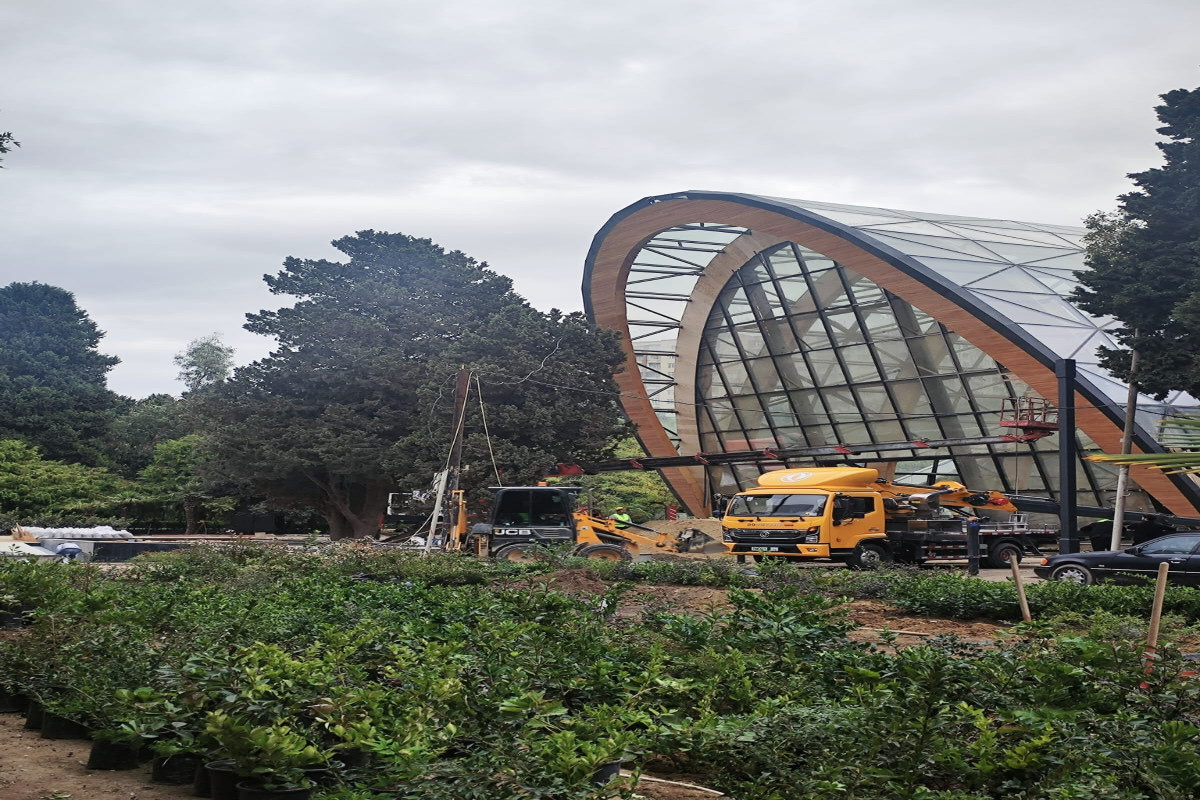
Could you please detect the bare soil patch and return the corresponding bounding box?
[840,599,1009,641]
[0,711,192,800]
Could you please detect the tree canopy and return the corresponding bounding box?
[174,333,235,393]
[0,439,126,524]
[200,231,628,539]
[0,282,122,464]
[1071,83,1200,398]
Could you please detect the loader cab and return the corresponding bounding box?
[485,487,577,555]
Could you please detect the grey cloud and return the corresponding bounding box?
[2,0,1198,396]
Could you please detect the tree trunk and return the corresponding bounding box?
[308,474,393,541]
[182,495,199,536]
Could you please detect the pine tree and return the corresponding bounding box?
[201,231,628,539]
[0,282,121,464]
[1072,83,1200,398]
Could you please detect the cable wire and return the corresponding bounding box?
[475,375,503,485]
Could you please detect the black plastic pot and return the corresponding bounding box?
[0,687,21,713]
[591,759,624,786]
[40,712,91,740]
[334,747,369,768]
[23,700,43,730]
[153,753,205,785]
[236,782,313,800]
[86,739,140,770]
[193,758,224,797]
[206,760,242,800]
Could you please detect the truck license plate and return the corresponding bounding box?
[750,546,780,552]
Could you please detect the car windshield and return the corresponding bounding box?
[728,493,828,517]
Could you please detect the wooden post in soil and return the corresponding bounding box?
[1146,561,1170,657]
[1010,559,1032,622]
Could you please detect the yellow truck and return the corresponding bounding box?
[718,466,1042,569]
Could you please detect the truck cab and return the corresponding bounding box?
[721,467,889,564]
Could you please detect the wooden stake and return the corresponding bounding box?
[1146,561,1170,653]
[1011,558,1032,622]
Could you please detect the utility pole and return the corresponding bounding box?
[440,366,472,546]
[1057,359,1079,554]
[1110,341,1140,551]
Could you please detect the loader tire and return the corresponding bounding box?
[491,543,545,563]
[577,544,633,562]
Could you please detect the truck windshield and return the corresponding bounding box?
[728,494,828,517]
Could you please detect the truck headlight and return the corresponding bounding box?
[804,532,820,544]
[722,529,733,543]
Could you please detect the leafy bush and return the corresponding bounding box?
[4,545,1200,799]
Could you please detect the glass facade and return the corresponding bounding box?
[586,193,1200,517]
[696,242,1121,506]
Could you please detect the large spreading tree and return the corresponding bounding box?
[0,282,122,464]
[1071,82,1200,398]
[200,231,628,539]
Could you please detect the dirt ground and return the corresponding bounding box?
[0,711,193,800]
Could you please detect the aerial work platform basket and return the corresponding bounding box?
[999,396,1058,432]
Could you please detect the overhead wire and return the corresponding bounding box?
[474,375,503,485]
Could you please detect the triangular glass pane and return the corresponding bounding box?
[968,292,1090,326]
[938,223,1082,247]
[911,256,1009,285]
[793,207,910,227]
[970,290,1091,323]
[858,220,968,237]
[776,198,906,218]
[965,267,1059,294]
[866,234,995,261]
[976,241,1080,265]
[1020,253,1086,271]
[1023,268,1080,294]
[1019,325,1100,359]
[867,231,1000,261]
[1076,368,1132,403]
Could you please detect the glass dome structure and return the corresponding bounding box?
[583,191,1200,518]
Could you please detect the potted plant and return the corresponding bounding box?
[206,712,327,800]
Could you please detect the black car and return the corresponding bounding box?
[1035,532,1200,585]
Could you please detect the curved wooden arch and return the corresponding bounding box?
[585,195,1200,518]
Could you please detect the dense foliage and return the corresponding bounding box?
[2,548,1200,799]
[0,281,122,464]
[199,231,628,539]
[0,439,128,528]
[1072,83,1200,398]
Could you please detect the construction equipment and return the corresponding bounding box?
[718,466,1049,568]
[439,485,715,563]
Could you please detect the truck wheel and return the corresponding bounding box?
[577,544,632,562]
[848,542,892,570]
[491,543,544,563]
[1050,563,1094,585]
[986,540,1023,569]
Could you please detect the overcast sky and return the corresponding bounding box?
[3,0,1198,398]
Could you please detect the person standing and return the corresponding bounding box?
[609,507,632,529]
[1080,518,1115,551]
